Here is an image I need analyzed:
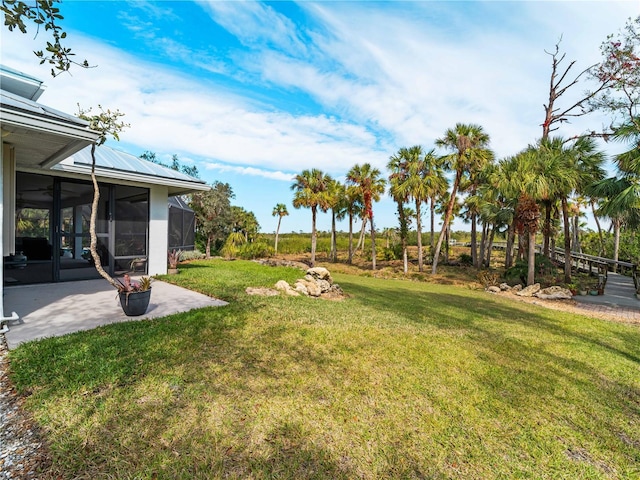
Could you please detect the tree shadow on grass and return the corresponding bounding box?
[10,276,640,479]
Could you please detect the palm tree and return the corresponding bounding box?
[391,146,447,272]
[346,163,386,270]
[490,155,523,269]
[461,148,495,267]
[327,179,347,262]
[515,194,541,286]
[425,151,449,250]
[344,185,363,264]
[588,120,640,268]
[388,151,410,273]
[271,203,289,255]
[536,136,605,282]
[432,123,492,273]
[291,169,333,267]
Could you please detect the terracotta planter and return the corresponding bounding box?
[119,289,151,316]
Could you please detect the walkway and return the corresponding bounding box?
[2,279,228,349]
[573,272,640,321]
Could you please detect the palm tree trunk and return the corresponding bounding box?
[331,210,337,262]
[416,200,423,272]
[542,201,552,257]
[430,197,436,249]
[432,172,460,274]
[486,224,496,268]
[403,241,408,274]
[370,217,376,271]
[275,217,282,254]
[591,200,605,256]
[527,230,536,286]
[348,212,354,264]
[561,198,572,283]
[444,225,450,264]
[572,215,581,254]
[470,212,478,267]
[311,206,317,267]
[505,220,516,269]
[356,217,367,252]
[396,200,408,274]
[613,218,621,273]
[478,220,487,268]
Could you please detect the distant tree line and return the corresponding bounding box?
[286,17,640,284]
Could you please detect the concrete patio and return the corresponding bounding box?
[2,279,228,349]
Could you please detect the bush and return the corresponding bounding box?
[180,249,206,261]
[459,253,473,265]
[237,242,275,260]
[380,247,397,261]
[505,254,557,285]
[477,270,501,288]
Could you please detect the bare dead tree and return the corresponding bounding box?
[542,39,614,140]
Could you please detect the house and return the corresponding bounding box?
[1,65,208,324]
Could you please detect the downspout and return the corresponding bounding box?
[1,143,20,333]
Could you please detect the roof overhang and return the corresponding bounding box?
[52,162,211,195]
[1,103,99,169]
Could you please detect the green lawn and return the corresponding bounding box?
[9,259,640,479]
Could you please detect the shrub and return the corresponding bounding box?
[505,254,557,285]
[459,253,473,265]
[180,249,206,261]
[238,242,275,260]
[478,270,501,287]
[380,247,397,261]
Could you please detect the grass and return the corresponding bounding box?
[8,259,640,479]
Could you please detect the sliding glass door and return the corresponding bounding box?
[5,172,149,285]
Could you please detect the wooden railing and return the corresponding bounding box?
[457,241,637,276]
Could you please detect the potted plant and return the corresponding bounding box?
[578,282,587,296]
[117,274,152,316]
[167,249,182,274]
[78,105,147,316]
[566,282,578,296]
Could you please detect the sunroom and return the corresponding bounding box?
[1,65,208,323]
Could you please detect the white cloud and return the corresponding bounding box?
[2,1,636,233]
[204,162,295,182]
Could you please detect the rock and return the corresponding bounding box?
[487,286,501,293]
[307,267,333,283]
[275,280,300,296]
[265,267,346,300]
[499,283,511,291]
[516,283,541,297]
[294,281,309,296]
[316,279,331,293]
[299,279,322,297]
[512,284,523,292]
[254,259,309,270]
[535,286,573,300]
[245,287,280,296]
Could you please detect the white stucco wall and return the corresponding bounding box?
[148,184,168,275]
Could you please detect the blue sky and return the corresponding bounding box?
[1,1,637,234]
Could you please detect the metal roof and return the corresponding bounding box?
[0,65,46,101]
[58,145,207,187]
[1,89,90,128]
